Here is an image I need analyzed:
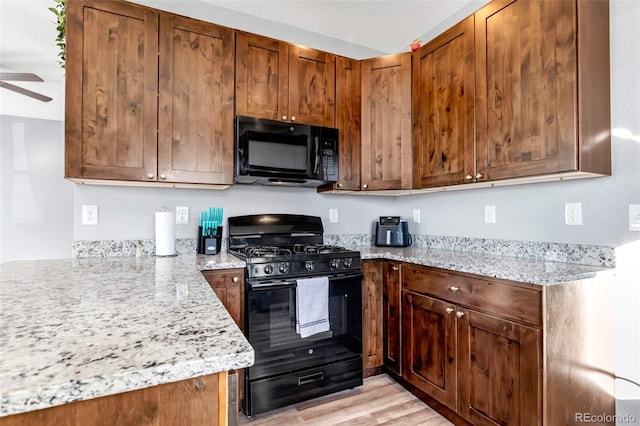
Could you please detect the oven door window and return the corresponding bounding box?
[245,131,309,173]
[247,277,362,381]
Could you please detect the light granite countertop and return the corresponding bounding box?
[0,254,252,417]
[355,246,611,285]
[0,246,612,417]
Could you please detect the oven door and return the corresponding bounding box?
[246,272,363,380]
[244,272,363,415]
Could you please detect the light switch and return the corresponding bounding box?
[484,205,496,224]
[329,209,339,223]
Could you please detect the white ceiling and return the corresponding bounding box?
[0,0,488,121]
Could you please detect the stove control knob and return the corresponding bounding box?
[305,260,315,271]
[343,258,353,268]
[264,264,274,275]
[330,258,341,269]
[279,263,289,274]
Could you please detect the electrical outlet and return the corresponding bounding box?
[82,205,98,225]
[565,202,582,226]
[176,206,189,224]
[484,205,496,224]
[329,209,339,223]
[413,209,421,223]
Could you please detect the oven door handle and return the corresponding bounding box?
[248,272,363,291]
[249,280,297,291]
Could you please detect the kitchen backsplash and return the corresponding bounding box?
[73,235,615,268]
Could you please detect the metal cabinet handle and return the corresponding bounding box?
[476,173,483,179]
[291,116,296,121]
[456,311,465,318]
[232,276,239,283]
[282,115,288,121]
[147,173,154,179]
[362,183,368,190]
[160,174,167,180]
[465,175,473,181]
[337,182,343,188]
[195,379,204,390]
[392,266,399,271]
[449,286,460,293]
[445,307,454,314]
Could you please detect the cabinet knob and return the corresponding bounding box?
[337,182,343,188]
[160,174,167,180]
[392,266,399,271]
[195,379,204,390]
[465,175,473,181]
[291,116,296,122]
[449,286,460,293]
[232,276,239,283]
[362,183,368,190]
[282,115,288,121]
[147,173,154,179]
[456,311,465,318]
[445,307,454,314]
[476,173,483,179]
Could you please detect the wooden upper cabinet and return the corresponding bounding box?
[474,0,611,181]
[413,16,475,189]
[235,33,336,127]
[65,0,159,181]
[158,13,235,185]
[330,56,361,191]
[361,53,413,190]
[235,32,289,122]
[288,46,336,127]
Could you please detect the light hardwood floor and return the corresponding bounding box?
[238,374,453,425]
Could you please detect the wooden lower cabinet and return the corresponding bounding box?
[362,261,383,374]
[399,262,614,426]
[202,269,245,418]
[0,372,228,426]
[202,269,245,331]
[382,261,402,375]
[457,308,541,426]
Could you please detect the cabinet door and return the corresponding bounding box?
[202,269,245,331]
[361,53,413,190]
[382,261,402,375]
[475,0,578,181]
[362,261,383,373]
[288,46,336,127]
[158,14,235,185]
[413,16,475,188]
[235,32,289,121]
[65,0,158,181]
[333,56,361,191]
[402,291,457,410]
[457,308,541,426]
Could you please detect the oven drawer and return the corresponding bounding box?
[248,357,363,416]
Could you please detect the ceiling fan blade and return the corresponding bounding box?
[0,73,44,82]
[0,81,52,102]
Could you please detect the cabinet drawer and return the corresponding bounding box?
[403,264,541,326]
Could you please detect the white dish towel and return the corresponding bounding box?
[296,276,330,338]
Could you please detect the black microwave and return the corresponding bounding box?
[235,115,339,187]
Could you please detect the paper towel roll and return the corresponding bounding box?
[155,211,176,256]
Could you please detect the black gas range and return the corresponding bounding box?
[228,214,363,417]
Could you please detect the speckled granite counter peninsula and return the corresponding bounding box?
[0,254,252,418]
[355,246,612,285]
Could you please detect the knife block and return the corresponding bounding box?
[198,226,223,254]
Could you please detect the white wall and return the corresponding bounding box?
[0,115,74,263]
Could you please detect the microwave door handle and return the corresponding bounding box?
[313,136,320,175]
